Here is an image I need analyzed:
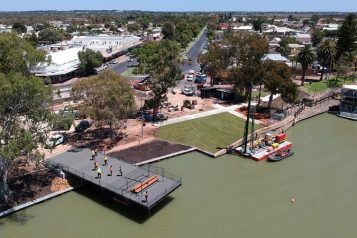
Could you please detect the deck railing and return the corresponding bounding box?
[141,164,182,184]
[46,160,181,208]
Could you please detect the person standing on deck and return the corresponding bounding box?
[94,160,98,170]
[97,167,102,179]
[118,166,122,176]
[91,149,96,160]
[109,165,113,176]
[104,155,108,166]
[144,191,148,202]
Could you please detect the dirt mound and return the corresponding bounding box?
[51,177,71,192]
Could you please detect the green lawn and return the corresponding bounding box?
[122,67,137,77]
[252,90,269,99]
[302,77,355,94]
[160,112,261,153]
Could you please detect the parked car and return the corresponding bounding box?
[187,75,194,81]
[182,86,194,96]
[45,134,64,149]
[195,77,206,84]
[134,82,147,91]
[75,119,93,133]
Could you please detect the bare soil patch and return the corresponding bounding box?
[108,139,191,164]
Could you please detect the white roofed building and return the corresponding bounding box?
[32,35,142,83]
[295,33,311,45]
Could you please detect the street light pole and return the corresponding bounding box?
[141,96,144,137]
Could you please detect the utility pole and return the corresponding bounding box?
[243,81,253,154]
[141,96,144,137]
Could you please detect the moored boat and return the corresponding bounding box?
[267,149,294,162]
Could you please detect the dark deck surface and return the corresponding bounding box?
[47,148,181,209]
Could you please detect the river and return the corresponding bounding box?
[1,113,356,238]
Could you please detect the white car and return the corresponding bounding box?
[182,86,194,96]
[187,75,194,81]
[45,134,64,149]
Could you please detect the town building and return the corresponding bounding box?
[295,33,311,45]
[32,35,142,83]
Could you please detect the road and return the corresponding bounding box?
[178,28,208,89]
[53,29,207,100]
[110,56,139,74]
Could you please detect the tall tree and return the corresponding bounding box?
[297,45,315,85]
[199,43,229,86]
[12,22,27,34]
[263,61,293,115]
[317,38,336,81]
[25,31,39,47]
[0,33,46,75]
[277,37,297,57]
[38,28,66,44]
[0,73,52,204]
[78,49,104,75]
[134,40,181,120]
[336,13,357,60]
[227,32,268,98]
[72,70,135,137]
[311,14,320,25]
[335,51,357,81]
[162,21,175,40]
[311,29,325,47]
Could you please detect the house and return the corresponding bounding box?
[269,37,281,53]
[214,30,224,42]
[287,44,305,56]
[220,23,230,31]
[233,25,253,32]
[295,33,311,45]
[262,53,290,63]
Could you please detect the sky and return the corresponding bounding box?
[1,0,357,12]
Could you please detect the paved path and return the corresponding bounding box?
[158,103,263,127]
[296,99,340,122]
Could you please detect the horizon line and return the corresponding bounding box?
[0,10,357,13]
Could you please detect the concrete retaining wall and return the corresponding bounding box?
[0,187,74,218]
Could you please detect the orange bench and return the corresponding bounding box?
[131,175,158,193]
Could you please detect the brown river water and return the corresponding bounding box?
[1,113,357,238]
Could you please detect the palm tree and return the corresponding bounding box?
[297,45,315,86]
[317,38,336,81]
